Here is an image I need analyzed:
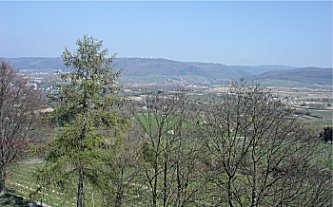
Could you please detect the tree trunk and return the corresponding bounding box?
[163,158,168,207]
[251,151,257,207]
[77,168,84,207]
[175,160,182,207]
[0,167,5,196]
[114,186,123,207]
[227,178,234,207]
[152,165,157,207]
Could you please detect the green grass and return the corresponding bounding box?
[135,113,180,130]
[308,109,333,120]
[315,143,333,169]
[6,162,97,207]
[316,121,333,126]
[260,79,322,88]
[296,108,333,126]
[6,161,152,207]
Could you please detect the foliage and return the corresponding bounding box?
[37,36,125,207]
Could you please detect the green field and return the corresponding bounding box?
[5,160,155,207]
[295,108,333,126]
[6,162,103,207]
[260,79,330,89]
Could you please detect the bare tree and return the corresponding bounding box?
[0,61,42,195]
[131,93,206,207]
[202,81,332,206]
[168,99,206,207]
[132,94,182,207]
[99,121,143,207]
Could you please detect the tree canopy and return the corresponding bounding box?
[38,36,125,207]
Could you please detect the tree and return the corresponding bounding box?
[99,126,142,207]
[0,61,42,195]
[132,93,206,207]
[320,126,332,144]
[37,36,123,207]
[133,94,182,207]
[201,81,332,206]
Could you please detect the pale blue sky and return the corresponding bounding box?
[0,1,332,67]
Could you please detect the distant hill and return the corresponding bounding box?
[2,57,64,71]
[249,68,332,85]
[230,65,294,75]
[116,58,250,80]
[1,57,251,79]
[1,57,331,86]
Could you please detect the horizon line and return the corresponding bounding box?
[1,56,332,69]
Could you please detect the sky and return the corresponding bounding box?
[0,1,332,67]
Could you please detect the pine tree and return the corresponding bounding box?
[38,36,124,207]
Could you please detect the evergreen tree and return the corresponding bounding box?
[38,36,124,207]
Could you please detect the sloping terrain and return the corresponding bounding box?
[116,58,250,79]
[1,57,331,85]
[3,57,64,72]
[249,67,332,85]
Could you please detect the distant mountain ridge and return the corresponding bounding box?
[116,58,251,80]
[248,67,332,85]
[1,57,331,86]
[2,57,64,70]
